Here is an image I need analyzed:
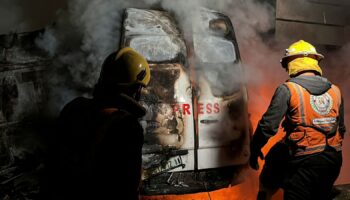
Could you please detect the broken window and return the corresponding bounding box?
[209,19,229,35]
[193,35,236,63]
[128,36,186,63]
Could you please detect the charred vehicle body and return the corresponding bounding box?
[0,32,49,199]
[120,8,251,194]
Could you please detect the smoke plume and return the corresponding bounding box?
[0,0,67,34]
[33,0,279,113]
[35,0,148,112]
[0,0,23,34]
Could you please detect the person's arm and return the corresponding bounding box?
[251,84,290,150]
[249,84,290,169]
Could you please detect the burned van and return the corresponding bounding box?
[120,8,251,194]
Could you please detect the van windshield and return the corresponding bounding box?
[193,35,236,63]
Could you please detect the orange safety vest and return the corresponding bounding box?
[282,81,343,156]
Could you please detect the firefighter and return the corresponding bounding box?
[249,40,345,200]
[54,47,150,200]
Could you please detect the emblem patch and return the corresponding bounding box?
[310,93,333,115]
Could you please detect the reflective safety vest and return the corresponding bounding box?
[282,81,343,156]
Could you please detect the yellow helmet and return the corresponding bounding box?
[280,40,324,69]
[99,47,150,87]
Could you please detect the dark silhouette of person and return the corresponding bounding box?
[51,47,150,200]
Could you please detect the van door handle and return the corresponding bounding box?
[200,119,219,124]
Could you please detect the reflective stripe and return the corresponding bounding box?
[295,145,326,156]
[322,125,333,131]
[310,124,334,132]
[291,83,306,125]
[294,142,342,156]
[331,85,341,106]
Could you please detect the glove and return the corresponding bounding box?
[249,126,268,170]
[249,149,264,170]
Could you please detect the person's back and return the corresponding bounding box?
[52,47,150,200]
[55,97,94,199]
[90,94,145,200]
[282,74,343,200]
[56,95,144,199]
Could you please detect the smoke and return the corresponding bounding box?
[0,0,67,34]
[36,0,124,83]
[33,0,281,114]
[0,0,25,34]
[35,0,148,112]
